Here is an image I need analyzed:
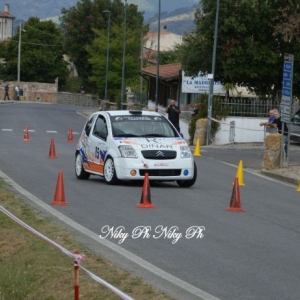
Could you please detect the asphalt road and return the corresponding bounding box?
[1,103,300,300]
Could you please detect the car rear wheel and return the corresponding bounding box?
[176,162,197,187]
[104,157,119,185]
[75,152,90,179]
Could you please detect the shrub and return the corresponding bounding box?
[188,94,229,145]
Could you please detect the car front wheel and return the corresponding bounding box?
[176,163,197,188]
[75,152,90,179]
[104,157,119,185]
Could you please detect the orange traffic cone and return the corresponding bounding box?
[226,177,244,212]
[51,170,69,206]
[67,127,74,143]
[23,125,30,141]
[48,138,57,159]
[137,173,155,208]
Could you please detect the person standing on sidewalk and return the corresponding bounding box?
[166,99,181,132]
[14,85,19,100]
[267,111,289,158]
[4,84,10,100]
[259,109,278,126]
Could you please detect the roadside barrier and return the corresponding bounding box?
[227,177,244,212]
[0,204,134,300]
[137,173,155,208]
[210,116,300,139]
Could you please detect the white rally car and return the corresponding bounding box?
[75,110,197,187]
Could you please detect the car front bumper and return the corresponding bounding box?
[113,157,195,181]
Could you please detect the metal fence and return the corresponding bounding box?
[204,97,299,117]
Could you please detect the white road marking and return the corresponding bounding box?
[46,131,58,133]
[1,129,13,131]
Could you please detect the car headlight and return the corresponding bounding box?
[180,146,192,158]
[118,145,138,158]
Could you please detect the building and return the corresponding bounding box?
[144,29,183,52]
[141,63,181,107]
[0,3,15,41]
[142,29,183,107]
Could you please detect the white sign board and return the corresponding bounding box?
[182,71,224,94]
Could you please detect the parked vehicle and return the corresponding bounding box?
[289,110,300,142]
[75,110,197,187]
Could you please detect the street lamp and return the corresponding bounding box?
[103,10,111,109]
[121,0,127,109]
[17,22,23,82]
[155,0,161,112]
[206,0,220,145]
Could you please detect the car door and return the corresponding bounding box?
[78,114,97,170]
[290,110,300,141]
[88,114,108,175]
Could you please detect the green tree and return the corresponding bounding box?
[87,23,143,102]
[61,0,147,96]
[178,0,300,98]
[0,17,68,86]
[157,50,180,65]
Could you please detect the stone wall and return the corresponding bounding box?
[0,80,100,107]
[0,80,58,102]
[56,92,100,107]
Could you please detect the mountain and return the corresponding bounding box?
[0,0,199,20]
[147,5,199,35]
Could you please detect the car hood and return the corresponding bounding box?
[114,137,188,150]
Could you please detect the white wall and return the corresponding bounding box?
[214,117,267,145]
[145,32,183,51]
[0,18,14,40]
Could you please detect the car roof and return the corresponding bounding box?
[93,110,164,117]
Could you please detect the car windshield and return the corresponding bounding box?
[110,115,179,138]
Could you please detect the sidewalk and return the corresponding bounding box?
[195,142,300,187]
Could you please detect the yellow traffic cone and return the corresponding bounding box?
[233,160,245,186]
[296,182,300,192]
[193,139,201,156]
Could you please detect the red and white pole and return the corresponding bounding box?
[74,252,86,300]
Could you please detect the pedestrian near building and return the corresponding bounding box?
[166,99,181,132]
[259,109,278,126]
[14,85,19,100]
[4,84,10,100]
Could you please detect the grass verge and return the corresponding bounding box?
[0,178,174,300]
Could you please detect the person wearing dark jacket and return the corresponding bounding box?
[4,84,10,100]
[166,99,181,132]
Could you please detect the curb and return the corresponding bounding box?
[261,170,298,186]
